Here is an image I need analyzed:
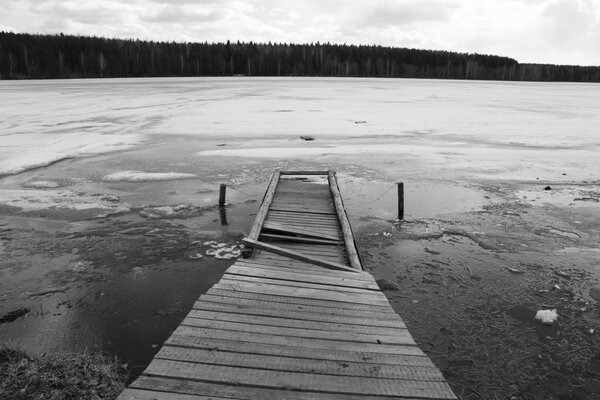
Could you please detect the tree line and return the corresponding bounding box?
[1,31,599,82]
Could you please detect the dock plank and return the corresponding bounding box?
[155,346,444,381]
[143,359,456,399]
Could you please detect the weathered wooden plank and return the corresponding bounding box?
[259,233,343,245]
[227,262,368,281]
[166,335,432,367]
[277,242,345,253]
[214,281,389,308]
[233,259,374,281]
[242,238,355,273]
[130,375,429,400]
[204,289,396,313]
[180,317,415,345]
[269,206,337,215]
[192,300,406,328]
[271,198,334,207]
[265,218,341,230]
[268,210,339,220]
[185,310,407,337]
[263,221,341,241]
[171,326,424,356]
[270,202,336,212]
[247,170,281,241]
[144,359,457,399]
[240,254,367,274]
[219,275,384,296]
[266,211,340,221]
[226,265,379,289]
[328,171,363,271]
[155,346,446,381]
[280,170,330,175]
[118,388,233,400]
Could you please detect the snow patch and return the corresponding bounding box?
[535,309,558,324]
[203,241,242,259]
[103,171,196,182]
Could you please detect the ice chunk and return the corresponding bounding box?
[103,171,196,182]
[535,309,558,324]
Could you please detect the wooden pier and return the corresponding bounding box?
[118,170,456,400]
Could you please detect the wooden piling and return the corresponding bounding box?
[397,182,404,220]
[219,184,227,205]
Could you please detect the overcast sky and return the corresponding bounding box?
[2,0,599,65]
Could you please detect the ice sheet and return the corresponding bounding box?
[1,77,599,180]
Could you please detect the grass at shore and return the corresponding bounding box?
[0,345,127,399]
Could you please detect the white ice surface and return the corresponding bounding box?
[0,189,131,213]
[1,77,599,179]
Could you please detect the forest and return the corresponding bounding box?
[1,31,599,82]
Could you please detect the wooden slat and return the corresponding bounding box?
[205,288,396,313]
[280,170,330,175]
[171,326,424,356]
[226,265,379,289]
[234,259,374,281]
[242,238,355,272]
[155,346,445,381]
[130,375,430,400]
[166,335,431,367]
[219,274,387,302]
[247,170,281,241]
[192,300,406,328]
[219,274,383,296]
[263,221,341,241]
[259,233,343,245]
[185,310,407,338]
[268,210,339,220]
[118,388,232,399]
[143,359,456,399]
[269,206,337,215]
[179,317,415,345]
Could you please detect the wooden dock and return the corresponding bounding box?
[118,170,456,400]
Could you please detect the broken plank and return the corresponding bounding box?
[242,238,355,272]
[247,170,281,241]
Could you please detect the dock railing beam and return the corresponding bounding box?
[328,171,363,271]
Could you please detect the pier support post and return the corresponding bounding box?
[397,182,404,220]
[218,184,227,206]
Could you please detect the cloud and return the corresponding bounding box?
[359,1,459,27]
[143,5,225,23]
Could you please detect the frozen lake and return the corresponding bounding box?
[1,77,599,181]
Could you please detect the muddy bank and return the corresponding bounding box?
[357,181,600,399]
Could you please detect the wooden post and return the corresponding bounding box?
[218,206,228,225]
[397,182,404,220]
[218,184,227,206]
